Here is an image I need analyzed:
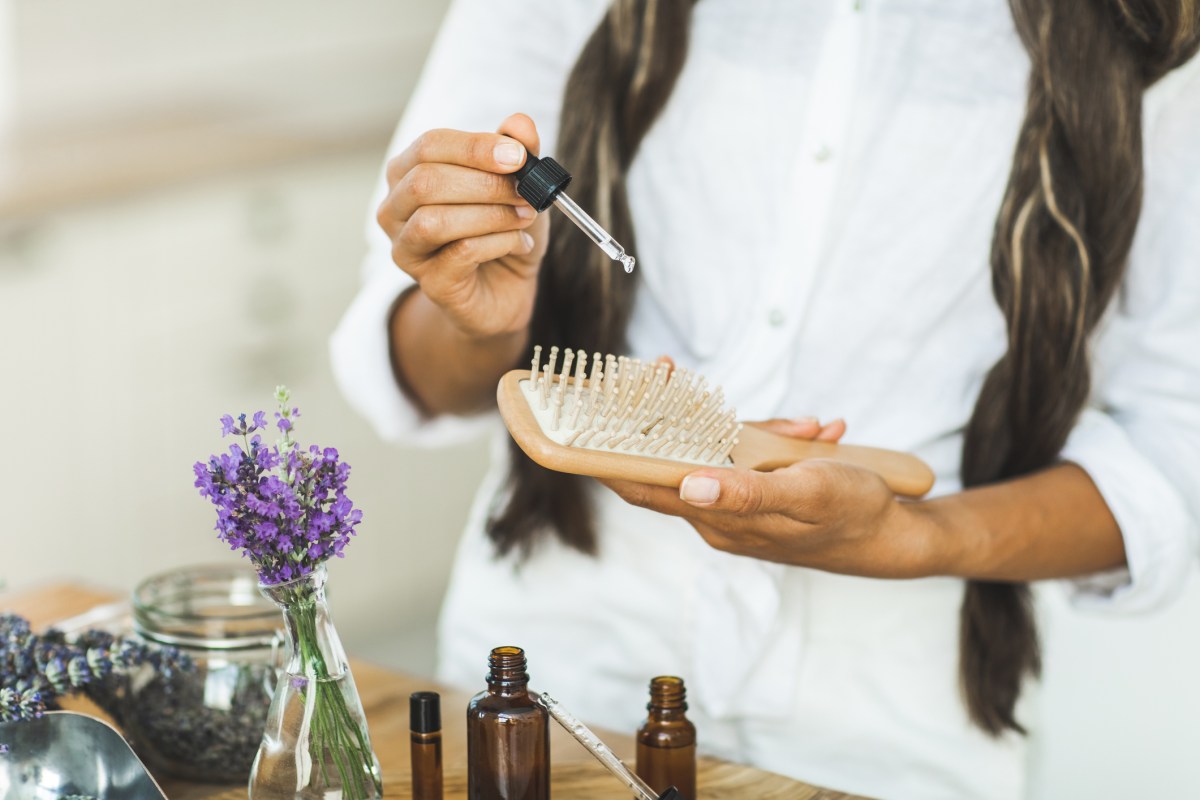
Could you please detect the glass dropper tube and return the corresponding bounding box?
[513,153,637,273]
[535,692,677,800]
[552,192,637,273]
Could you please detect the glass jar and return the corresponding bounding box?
[124,564,282,783]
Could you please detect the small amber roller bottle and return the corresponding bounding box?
[636,676,697,800]
[466,646,550,800]
[410,691,443,800]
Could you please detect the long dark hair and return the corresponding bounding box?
[487,0,1200,734]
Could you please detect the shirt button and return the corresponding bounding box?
[814,144,833,163]
[768,308,786,327]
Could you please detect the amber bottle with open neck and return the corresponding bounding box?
[466,646,550,800]
[636,676,697,800]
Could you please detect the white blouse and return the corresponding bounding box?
[331,1,1200,797]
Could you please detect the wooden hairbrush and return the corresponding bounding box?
[497,346,935,497]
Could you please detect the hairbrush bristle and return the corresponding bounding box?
[522,345,742,467]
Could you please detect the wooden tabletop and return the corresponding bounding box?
[2,582,863,800]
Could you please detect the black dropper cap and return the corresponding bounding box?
[513,153,572,212]
[410,691,441,734]
[657,788,682,800]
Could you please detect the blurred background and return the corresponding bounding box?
[0,1,1196,797]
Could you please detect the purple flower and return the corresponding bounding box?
[195,391,364,585]
[309,512,333,536]
[0,615,189,746]
[331,495,353,517]
[192,462,215,497]
[254,521,279,541]
[220,415,236,436]
[254,446,279,471]
[246,493,283,518]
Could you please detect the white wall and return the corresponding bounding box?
[12,0,440,129]
[0,1,12,140]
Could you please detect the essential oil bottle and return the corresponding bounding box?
[410,691,443,800]
[636,676,696,800]
[466,646,550,800]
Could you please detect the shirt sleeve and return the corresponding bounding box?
[329,0,608,446]
[1059,60,1200,612]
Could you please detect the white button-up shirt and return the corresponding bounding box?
[331,2,1200,797]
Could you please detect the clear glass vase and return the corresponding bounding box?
[249,564,382,800]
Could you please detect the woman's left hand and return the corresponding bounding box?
[600,418,938,579]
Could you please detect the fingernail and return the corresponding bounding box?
[515,204,536,220]
[494,141,525,166]
[793,416,819,426]
[520,232,535,250]
[680,476,720,505]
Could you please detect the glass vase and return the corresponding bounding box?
[249,564,382,800]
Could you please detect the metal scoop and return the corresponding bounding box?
[0,711,168,799]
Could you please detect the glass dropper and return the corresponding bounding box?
[513,154,637,273]
[535,691,679,800]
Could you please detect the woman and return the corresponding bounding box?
[331,1,1200,797]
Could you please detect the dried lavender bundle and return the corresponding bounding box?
[0,612,188,752]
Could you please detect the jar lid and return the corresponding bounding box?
[133,564,280,651]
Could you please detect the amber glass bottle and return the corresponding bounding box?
[466,646,550,800]
[636,676,696,800]
[410,691,443,800]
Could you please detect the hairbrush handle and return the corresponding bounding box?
[732,423,935,497]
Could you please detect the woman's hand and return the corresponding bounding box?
[378,113,549,339]
[601,418,941,579]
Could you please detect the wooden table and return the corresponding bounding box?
[2,583,863,799]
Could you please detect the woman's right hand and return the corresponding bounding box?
[377,113,549,339]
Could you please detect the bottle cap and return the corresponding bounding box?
[658,788,682,800]
[513,154,572,212]
[410,691,441,734]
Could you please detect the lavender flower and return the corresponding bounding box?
[194,386,363,585]
[1,614,189,706]
[0,687,44,722]
[1,613,190,754]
